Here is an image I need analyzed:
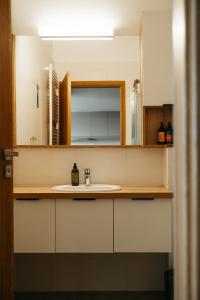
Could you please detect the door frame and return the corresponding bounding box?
[1,0,200,299]
[0,0,14,299]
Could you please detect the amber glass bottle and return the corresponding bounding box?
[157,122,166,145]
[165,122,173,145]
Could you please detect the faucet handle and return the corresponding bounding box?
[84,168,90,175]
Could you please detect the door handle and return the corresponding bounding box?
[16,198,39,201]
[3,148,19,161]
[131,198,155,201]
[73,198,96,201]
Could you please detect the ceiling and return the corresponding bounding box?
[11,0,172,36]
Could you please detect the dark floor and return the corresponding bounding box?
[14,291,166,300]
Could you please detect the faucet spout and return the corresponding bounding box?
[84,168,91,186]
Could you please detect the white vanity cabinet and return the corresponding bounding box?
[14,199,56,253]
[56,199,113,253]
[114,199,172,253]
[14,195,172,254]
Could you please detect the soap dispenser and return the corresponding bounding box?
[71,163,79,186]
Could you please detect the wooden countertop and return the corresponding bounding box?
[13,185,173,199]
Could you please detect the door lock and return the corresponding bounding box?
[4,164,12,179]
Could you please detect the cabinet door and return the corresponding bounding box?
[141,11,173,106]
[114,199,172,253]
[14,199,56,253]
[56,199,113,253]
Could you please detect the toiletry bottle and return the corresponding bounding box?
[71,163,79,186]
[165,122,173,145]
[157,122,166,145]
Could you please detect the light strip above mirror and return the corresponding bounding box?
[38,25,114,41]
[40,36,113,41]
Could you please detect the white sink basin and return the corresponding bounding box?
[52,184,121,192]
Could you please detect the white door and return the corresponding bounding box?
[56,199,113,253]
[14,199,56,253]
[114,199,172,252]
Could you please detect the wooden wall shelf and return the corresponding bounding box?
[143,144,173,148]
[143,105,173,147]
[14,105,174,149]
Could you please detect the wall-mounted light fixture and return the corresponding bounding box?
[38,24,114,40]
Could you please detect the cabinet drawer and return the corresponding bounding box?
[14,199,56,253]
[114,199,172,253]
[56,199,113,253]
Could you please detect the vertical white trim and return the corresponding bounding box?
[173,0,188,299]
[49,64,53,145]
[173,0,199,299]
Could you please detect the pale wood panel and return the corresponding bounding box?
[13,185,174,199]
[59,73,71,145]
[14,144,143,148]
[143,106,173,146]
[114,199,172,252]
[56,199,113,253]
[14,199,55,253]
[71,81,125,88]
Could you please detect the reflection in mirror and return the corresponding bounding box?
[15,36,141,146]
[72,87,120,145]
[15,36,52,145]
[131,80,141,144]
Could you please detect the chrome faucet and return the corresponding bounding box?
[84,168,91,186]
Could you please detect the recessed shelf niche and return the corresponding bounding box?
[143,105,173,147]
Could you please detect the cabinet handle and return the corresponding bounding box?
[131,198,155,201]
[16,198,40,201]
[73,198,96,201]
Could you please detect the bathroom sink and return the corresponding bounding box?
[52,184,121,192]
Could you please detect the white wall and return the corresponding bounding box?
[53,36,140,63]
[14,148,166,186]
[141,11,173,105]
[53,36,140,144]
[15,36,52,145]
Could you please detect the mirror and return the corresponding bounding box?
[59,79,125,145]
[71,86,121,145]
[14,36,141,146]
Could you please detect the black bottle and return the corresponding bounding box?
[157,122,166,145]
[71,163,79,186]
